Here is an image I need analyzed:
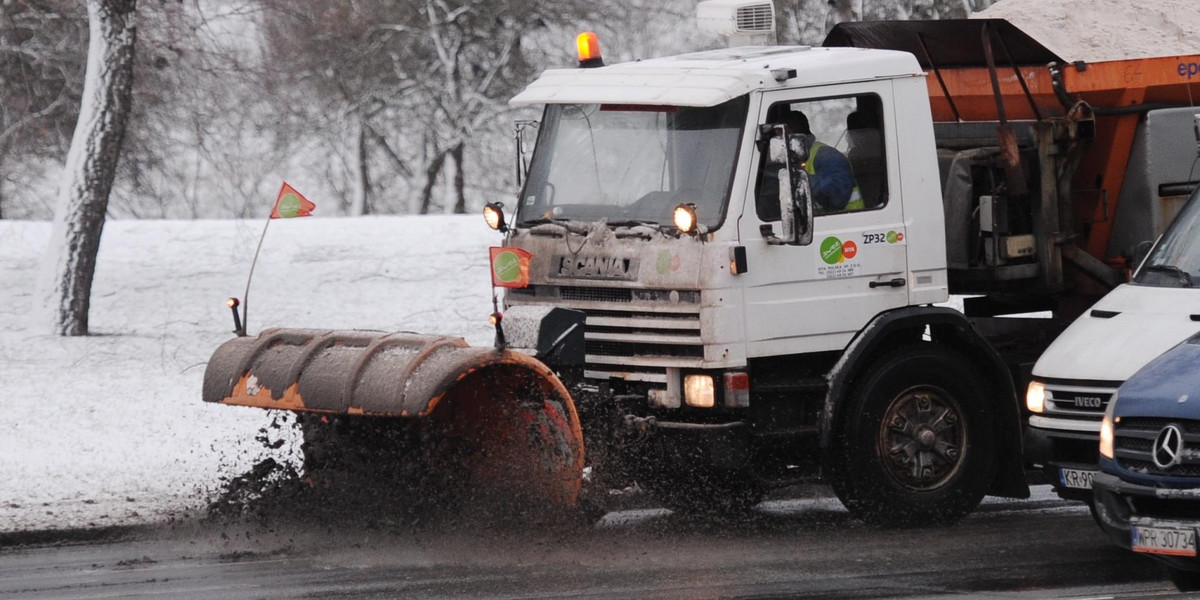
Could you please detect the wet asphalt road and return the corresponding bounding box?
[0,488,1187,600]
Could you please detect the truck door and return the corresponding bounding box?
[740,85,909,356]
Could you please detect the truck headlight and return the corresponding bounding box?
[1026,380,1046,413]
[673,204,698,234]
[483,202,508,232]
[684,374,715,408]
[1099,393,1117,459]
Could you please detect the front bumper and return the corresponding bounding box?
[1093,471,1200,572]
[1024,415,1102,502]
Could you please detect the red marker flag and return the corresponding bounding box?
[490,247,532,288]
[270,182,316,219]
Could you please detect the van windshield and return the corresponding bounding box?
[1134,187,1200,288]
[516,97,748,230]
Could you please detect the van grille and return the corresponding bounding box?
[736,4,774,32]
[1043,382,1117,418]
[1114,418,1200,478]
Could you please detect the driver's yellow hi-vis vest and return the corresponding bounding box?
[807,141,864,211]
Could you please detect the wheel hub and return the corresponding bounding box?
[879,388,967,491]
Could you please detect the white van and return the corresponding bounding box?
[1025,186,1200,503]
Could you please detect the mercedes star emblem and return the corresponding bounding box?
[1152,424,1185,470]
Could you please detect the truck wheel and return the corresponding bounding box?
[829,344,995,527]
[1168,567,1200,592]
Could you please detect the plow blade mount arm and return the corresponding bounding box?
[202,328,585,508]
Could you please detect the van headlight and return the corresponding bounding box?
[1026,380,1046,413]
[1099,393,1117,459]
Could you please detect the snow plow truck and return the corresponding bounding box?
[203,1,1200,526]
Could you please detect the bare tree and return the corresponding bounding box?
[38,0,137,336]
[259,0,597,216]
[0,1,87,219]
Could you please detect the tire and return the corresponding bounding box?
[1168,566,1200,592]
[828,344,995,527]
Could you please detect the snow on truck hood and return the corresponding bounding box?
[510,46,921,107]
[1033,284,1200,382]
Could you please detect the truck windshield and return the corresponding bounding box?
[517,96,748,229]
[1134,186,1200,288]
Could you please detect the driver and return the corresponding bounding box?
[759,106,863,214]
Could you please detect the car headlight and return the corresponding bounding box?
[1099,392,1117,459]
[1026,380,1046,413]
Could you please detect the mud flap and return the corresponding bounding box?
[202,328,585,508]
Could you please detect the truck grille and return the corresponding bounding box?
[736,3,774,32]
[1114,418,1200,478]
[508,285,704,384]
[561,286,633,303]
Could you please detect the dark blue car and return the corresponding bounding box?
[1093,331,1200,592]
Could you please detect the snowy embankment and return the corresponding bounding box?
[0,216,496,533]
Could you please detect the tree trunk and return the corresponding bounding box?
[451,141,466,214]
[349,117,371,216]
[830,0,855,25]
[38,0,137,336]
[418,148,448,215]
[0,142,8,220]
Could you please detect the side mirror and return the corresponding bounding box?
[513,119,539,190]
[760,125,814,246]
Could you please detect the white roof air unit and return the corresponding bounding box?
[736,3,774,33]
[697,0,777,47]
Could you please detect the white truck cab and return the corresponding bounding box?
[509,44,948,364]
[1027,185,1200,502]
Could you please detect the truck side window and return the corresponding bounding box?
[755,94,887,221]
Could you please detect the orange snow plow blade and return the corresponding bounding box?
[202,328,584,508]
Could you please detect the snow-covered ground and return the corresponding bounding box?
[0,215,497,532]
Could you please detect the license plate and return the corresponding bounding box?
[1132,524,1198,557]
[1058,467,1096,490]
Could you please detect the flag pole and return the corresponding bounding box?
[238,182,314,336]
[240,216,272,336]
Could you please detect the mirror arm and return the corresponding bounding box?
[760,224,787,245]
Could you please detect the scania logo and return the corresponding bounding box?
[550,255,638,280]
[1152,424,1186,470]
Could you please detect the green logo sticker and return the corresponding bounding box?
[820,236,843,265]
[493,250,522,283]
[277,193,301,218]
[656,250,671,275]
[887,230,898,244]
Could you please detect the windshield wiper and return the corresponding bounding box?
[520,217,568,226]
[606,219,661,228]
[521,217,590,237]
[1142,264,1195,287]
[608,219,671,240]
